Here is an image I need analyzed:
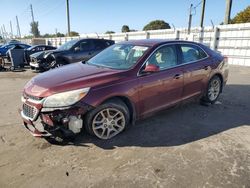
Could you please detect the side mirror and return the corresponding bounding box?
[74,47,80,52]
[142,64,159,74]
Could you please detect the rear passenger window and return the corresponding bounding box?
[181,44,207,63]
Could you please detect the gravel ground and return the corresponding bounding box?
[0,66,249,188]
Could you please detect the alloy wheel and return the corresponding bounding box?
[92,108,125,139]
[208,79,221,101]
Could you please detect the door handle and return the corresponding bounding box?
[204,65,209,70]
[174,74,182,79]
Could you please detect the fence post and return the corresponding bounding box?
[124,33,128,41]
[109,34,113,40]
[212,27,220,50]
[199,27,204,43]
[175,30,180,40]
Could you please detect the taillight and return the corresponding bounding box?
[223,56,228,64]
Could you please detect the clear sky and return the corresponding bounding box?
[0,0,249,36]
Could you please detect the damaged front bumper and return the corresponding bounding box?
[20,101,93,139]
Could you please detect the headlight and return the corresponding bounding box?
[43,87,90,108]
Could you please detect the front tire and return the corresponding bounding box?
[203,75,222,104]
[84,99,130,140]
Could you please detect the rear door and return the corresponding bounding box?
[92,39,107,56]
[138,44,183,117]
[178,43,211,100]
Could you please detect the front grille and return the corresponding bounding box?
[23,103,39,120]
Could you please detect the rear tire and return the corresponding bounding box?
[84,99,130,140]
[202,75,222,104]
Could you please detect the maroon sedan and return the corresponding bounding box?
[20,40,229,141]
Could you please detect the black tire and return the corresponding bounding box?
[202,75,222,104]
[84,99,130,139]
[51,59,67,69]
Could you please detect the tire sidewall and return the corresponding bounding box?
[84,100,130,139]
[205,76,222,104]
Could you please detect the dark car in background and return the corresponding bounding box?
[20,39,229,142]
[24,45,56,63]
[0,43,30,57]
[30,38,115,71]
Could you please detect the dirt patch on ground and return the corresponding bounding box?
[0,66,249,188]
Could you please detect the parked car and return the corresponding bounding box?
[0,43,30,57]
[7,39,21,44]
[29,38,115,71]
[24,45,56,64]
[20,39,229,142]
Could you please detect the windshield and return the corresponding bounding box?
[87,44,149,70]
[27,46,36,50]
[58,40,77,50]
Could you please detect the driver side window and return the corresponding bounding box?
[146,45,177,70]
[76,40,93,51]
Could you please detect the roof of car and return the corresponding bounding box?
[119,39,198,47]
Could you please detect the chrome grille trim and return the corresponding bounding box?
[22,103,39,121]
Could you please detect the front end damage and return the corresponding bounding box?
[20,93,93,142]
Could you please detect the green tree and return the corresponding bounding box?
[129,29,137,32]
[23,35,33,39]
[231,6,250,24]
[69,31,79,37]
[105,31,115,34]
[143,20,171,31]
[43,33,53,38]
[56,32,65,37]
[121,25,130,32]
[30,21,40,37]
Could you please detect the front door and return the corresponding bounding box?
[138,44,183,117]
[71,40,95,62]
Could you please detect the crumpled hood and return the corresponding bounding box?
[43,49,65,58]
[30,51,46,59]
[24,62,123,97]
[30,49,63,59]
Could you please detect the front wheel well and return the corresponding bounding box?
[101,96,135,124]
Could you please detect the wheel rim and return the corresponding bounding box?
[208,79,221,101]
[92,108,125,139]
[54,62,63,68]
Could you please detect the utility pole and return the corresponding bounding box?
[10,21,13,38]
[1,26,5,39]
[66,0,71,36]
[200,0,206,27]
[188,4,193,34]
[16,16,21,38]
[30,4,35,23]
[2,24,7,39]
[224,0,232,24]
